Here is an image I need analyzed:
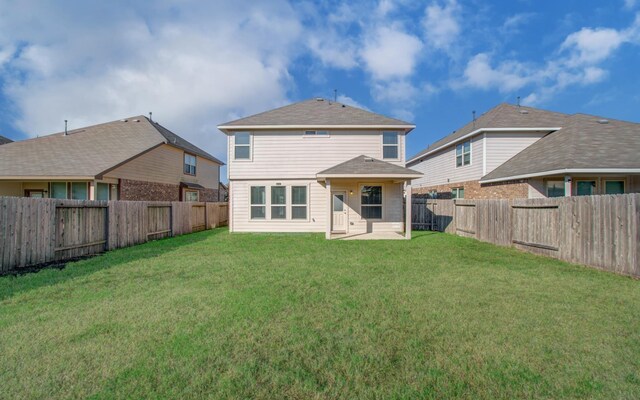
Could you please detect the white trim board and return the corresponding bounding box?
[480,168,640,184]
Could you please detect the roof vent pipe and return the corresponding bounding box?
[597,119,609,124]
[64,120,68,136]
[472,110,476,128]
[149,111,152,122]
[517,96,520,107]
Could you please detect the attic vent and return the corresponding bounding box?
[133,119,140,122]
[364,157,374,162]
[597,119,609,124]
[316,97,324,101]
[519,110,529,114]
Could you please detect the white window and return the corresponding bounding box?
[361,185,382,219]
[185,190,199,202]
[271,186,286,219]
[383,132,399,159]
[291,186,307,219]
[546,181,565,198]
[184,153,196,175]
[604,180,625,195]
[456,140,471,167]
[304,130,329,136]
[235,132,251,160]
[451,187,464,199]
[250,186,266,219]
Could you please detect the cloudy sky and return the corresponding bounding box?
[1,0,639,174]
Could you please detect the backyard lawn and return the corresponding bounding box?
[1,229,639,399]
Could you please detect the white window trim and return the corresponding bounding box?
[183,153,197,176]
[234,132,253,161]
[270,185,287,220]
[381,131,400,161]
[302,130,330,138]
[290,184,310,222]
[603,178,626,195]
[249,185,266,220]
[359,183,384,220]
[455,140,472,168]
[248,184,310,222]
[451,187,465,199]
[184,189,199,202]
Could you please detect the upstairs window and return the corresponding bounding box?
[304,130,329,136]
[235,132,251,160]
[383,132,399,159]
[456,140,471,167]
[184,153,196,175]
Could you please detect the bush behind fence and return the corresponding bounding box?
[0,197,228,273]
[412,193,640,278]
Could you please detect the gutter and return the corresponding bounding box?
[480,168,640,184]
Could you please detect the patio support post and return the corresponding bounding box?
[326,179,332,239]
[405,181,412,240]
[564,175,572,197]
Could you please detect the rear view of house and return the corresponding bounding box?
[0,116,224,201]
[408,103,640,199]
[218,98,422,239]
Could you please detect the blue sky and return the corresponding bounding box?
[0,0,639,171]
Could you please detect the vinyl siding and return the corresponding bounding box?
[228,130,406,180]
[410,135,483,187]
[0,182,23,196]
[485,132,546,175]
[230,179,404,233]
[106,144,220,188]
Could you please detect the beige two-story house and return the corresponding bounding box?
[218,98,422,239]
[0,116,224,201]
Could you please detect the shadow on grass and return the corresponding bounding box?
[0,229,226,302]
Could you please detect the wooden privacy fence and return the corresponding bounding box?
[412,194,640,277]
[0,197,228,273]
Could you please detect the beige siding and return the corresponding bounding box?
[106,144,219,188]
[410,135,483,187]
[230,179,404,233]
[528,178,546,198]
[0,182,23,196]
[228,130,406,180]
[485,132,546,174]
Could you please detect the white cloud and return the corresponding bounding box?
[624,0,638,10]
[371,79,419,103]
[360,26,423,80]
[307,35,358,69]
[0,1,302,161]
[461,53,531,92]
[500,13,536,34]
[423,0,460,51]
[561,27,626,66]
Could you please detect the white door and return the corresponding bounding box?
[332,191,347,232]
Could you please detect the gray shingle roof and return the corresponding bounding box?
[481,114,640,182]
[219,98,414,129]
[0,134,12,145]
[408,103,569,163]
[317,155,422,178]
[0,116,222,178]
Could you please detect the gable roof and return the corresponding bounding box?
[407,103,568,164]
[0,116,222,179]
[481,114,640,183]
[218,98,414,131]
[317,155,422,180]
[0,134,13,145]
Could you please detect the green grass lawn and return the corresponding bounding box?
[1,229,639,399]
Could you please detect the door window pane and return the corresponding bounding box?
[605,181,624,194]
[71,182,88,200]
[333,194,344,212]
[576,181,596,196]
[51,182,67,199]
[96,183,110,200]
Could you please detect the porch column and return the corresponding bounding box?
[564,175,572,197]
[405,181,412,240]
[325,179,331,239]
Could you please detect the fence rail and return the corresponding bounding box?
[0,197,228,273]
[412,194,640,278]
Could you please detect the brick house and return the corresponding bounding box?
[0,116,224,201]
[408,103,640,199]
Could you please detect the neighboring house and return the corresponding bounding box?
[218,182,229,201]
[218,98,422,239]
[0,134,12,145]
[0,116,224,201]
[408,103,640,199]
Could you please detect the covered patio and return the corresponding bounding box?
[316,155,422,240]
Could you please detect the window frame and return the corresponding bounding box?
[545,180,565,198]
[455,140,472,168]
[71,182,89,200]
[270,186,287,220]
[184,190,199,202]
[451,187,465,199]
[96,182,110,201]
[183,153,197,176]
[360,184,383,220]
[382,131,400,160]
[575,179,597,196]
[604,179,625,195]
[303,130,330,138]
[234,132,252,161]
[291,185,309,220]
[49,182,68,199]
[250,185,266,220]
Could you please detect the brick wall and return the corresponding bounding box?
[120,179,180,201]
[413,179,530,199]
[200,188,220,202]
